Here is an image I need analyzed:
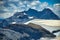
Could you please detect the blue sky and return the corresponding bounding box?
[39,0,60,5]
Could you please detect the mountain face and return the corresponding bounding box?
[0,8,60,28]
[0,19,9,28]
[24,8,60,19]
[13,12,29,19]
[0,19,6,27]
[0,24,56,40]
[6,8,60,22]
[5,12,34,24]
[0,11,34,27]
[39,8,60,19]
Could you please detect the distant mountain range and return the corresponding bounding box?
[0,8,60,27]
[5,12,34,24]
[5,8,60,20]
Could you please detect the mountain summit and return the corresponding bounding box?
[24,8,60,19]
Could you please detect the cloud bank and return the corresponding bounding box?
[53,4,60,18]
[0,0,60,19]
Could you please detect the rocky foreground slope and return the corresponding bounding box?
[0,23,56,40]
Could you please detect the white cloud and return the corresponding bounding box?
[29,1,48,11]
[9,4,17,9]
[30,1,40,6]
[53,3,60,18]
[19,2,23,5]
[30,1,41,10]
[39,37,50,40]
[38,2,48,11]
[8,0,19,2]
[0,12,14,19]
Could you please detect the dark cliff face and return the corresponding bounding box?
[0,19,9,27]
[2,24,56,39]
[0,33,5,40]
[52,30,60,33]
